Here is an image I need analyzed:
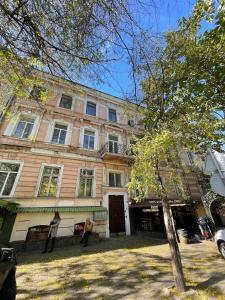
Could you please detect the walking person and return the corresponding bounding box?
[80,218,93,247]
[42,212,61,253]
[197,216,209,240]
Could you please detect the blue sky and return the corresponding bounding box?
[82,0,197,99]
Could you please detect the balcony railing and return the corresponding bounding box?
[100,142,132,159]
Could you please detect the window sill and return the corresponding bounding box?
[77,196,94,199]
[3,135,32,142]
[103,185,127,189]
[58,106,72,111]
[44,142,69,147]
[81,148,98,152]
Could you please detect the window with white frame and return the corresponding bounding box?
[38,166,61,197]
[59,94,72,109]
[13,115,35,139]
[0,162,21,196]
[108,134,118,153]
[51,123,68,144]
[78,169,94,197]
[109,172,122,187]
[83,130,95,149]
[86,101,96,116]
[108,108,117,122]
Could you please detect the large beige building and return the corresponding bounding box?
[0,72,205,244]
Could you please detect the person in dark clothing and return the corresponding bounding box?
[80,218,93,247]
[42,212,61,253]
[197,216,209,240]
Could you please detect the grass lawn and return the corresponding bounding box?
[16,236,225,300]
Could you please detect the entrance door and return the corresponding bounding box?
[109,195,125,234]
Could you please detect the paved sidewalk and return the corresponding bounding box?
[16,236,225,300]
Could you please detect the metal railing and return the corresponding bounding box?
[100,142,131,157]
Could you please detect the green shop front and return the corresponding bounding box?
[0,199,18,245]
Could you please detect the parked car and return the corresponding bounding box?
[0,248,17,300]
[214,229,225,259]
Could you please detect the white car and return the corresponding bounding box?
[214,229,225,259]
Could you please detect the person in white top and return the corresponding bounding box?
[42,212,61,253]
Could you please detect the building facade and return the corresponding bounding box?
[0,72,206,244]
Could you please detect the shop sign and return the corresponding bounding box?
[132,199,183,207]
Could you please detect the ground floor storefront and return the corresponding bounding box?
[130,200,204,238]
[8,207,107,243]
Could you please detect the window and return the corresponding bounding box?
[78,169,94,197]
[128,120,135,127]
[83,130,95,149]
[109,172,122,187]
[108,108,117,122]
[38,166,61,197]
[59,94,72,109]
[86,101,96,116]
[30,85,46,101]
[187,152,194,166]
[13,116,35,139]
[52,123,68,144]
[0,162,21,196]
[108,135,118,153]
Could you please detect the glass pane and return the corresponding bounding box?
[0,163,19,172]
[86,170,93,176]
[89,136,94,149]
[52,128,60,143]
[0,172,7,193]
[49,177,58,196]
[108,141,118,153]
[84,130,95,136]
[55,124,68,130]
[86,179,92,196]
[38,176,49,196]
[23,122,34,138]
[109,173,115,187]
[59,130,66,144]
[83,135,89,148]
[109,141,113,153]
[20,116,34,123]
[43,167,52,175]
[116,174,122,187]
[86,102,96,116]
[52,168,60,175]
[79,178,85,197]
[14,122,25,138]
[60,95,72,109]
[114,142,118,153]
[108,135,118,141]
[109,109,117,122]
[2,173,17,196]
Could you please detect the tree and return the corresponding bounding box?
[0,0,152,117]
[128,0,225,292]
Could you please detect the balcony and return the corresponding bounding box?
[100,142,132,161]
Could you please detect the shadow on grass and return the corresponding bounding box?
[16,236,225,300]
[17,235,167,266]
[17,253,172,300]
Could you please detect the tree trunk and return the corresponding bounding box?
[162,197,187,292]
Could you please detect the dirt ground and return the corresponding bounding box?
[16,236,225,300]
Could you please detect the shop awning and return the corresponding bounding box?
[16,206,107,213]
[0,199,19,213]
